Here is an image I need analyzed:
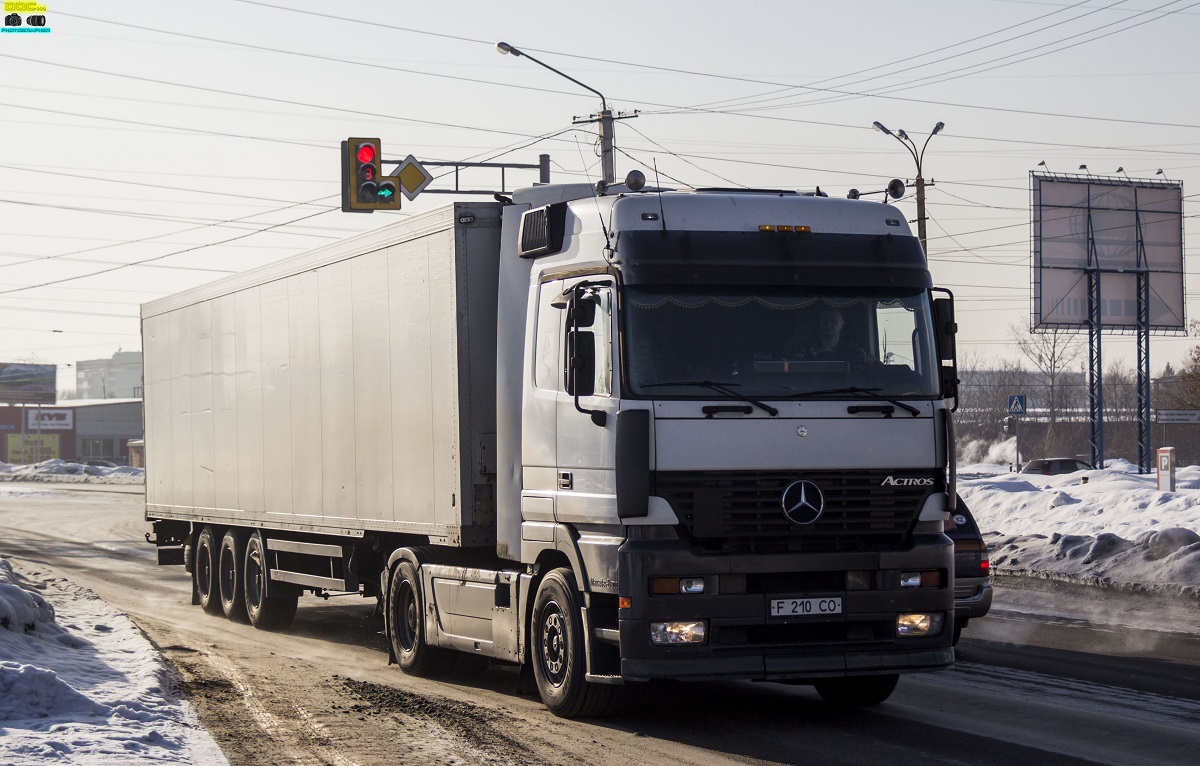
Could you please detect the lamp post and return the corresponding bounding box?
[872,120,944,255]
[497,41,616,185]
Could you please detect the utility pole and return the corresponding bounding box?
[872,121,944,255]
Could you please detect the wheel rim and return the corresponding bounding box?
[246,547,264,611]
[397,580,418,652]
[220,546,236,603]
[197,543,213,599]
[540,605,567,685]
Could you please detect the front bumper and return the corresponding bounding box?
[616,536,955,682]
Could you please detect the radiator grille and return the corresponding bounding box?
[654,470,936,554]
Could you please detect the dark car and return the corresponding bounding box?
[945,496,992,644]
[84,459,118,468]
[1020,457,1092,476]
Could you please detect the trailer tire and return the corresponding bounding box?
[195,526,223,616]
[218,529,250,623]
[388,561,445,676]
[531,568,613,718]
[244,532,297,631]
[813,674,899,707]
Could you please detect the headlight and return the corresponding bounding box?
[650,621,707,645]
[896,612,944,637]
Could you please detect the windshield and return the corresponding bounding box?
[624,286,941,399]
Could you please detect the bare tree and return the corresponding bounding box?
[1009,322,1085,429]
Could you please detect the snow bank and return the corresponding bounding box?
[0,558,227,765]
[0,459,144,485]
[960,460,1200,597]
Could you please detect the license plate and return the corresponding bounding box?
[769,597,843,617]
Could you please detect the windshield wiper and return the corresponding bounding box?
[643,380,779,417]
[789,386,920,417]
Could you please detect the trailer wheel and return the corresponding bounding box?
[244,532,297,631]
[218,529,250,623]
[531,568,613,718]
[195,526,223,615]
[813,674,899,707]
[388,561,444,675]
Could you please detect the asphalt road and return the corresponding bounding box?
[3,483,1198,766]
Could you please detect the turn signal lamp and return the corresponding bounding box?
[896,612,943,637]
[619,596,632,609]
[650,577,705,595]
[900,571,945,588]
[650,621,707,645]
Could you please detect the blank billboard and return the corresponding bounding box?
[1031,173,1184,332]
[0,362,56,405]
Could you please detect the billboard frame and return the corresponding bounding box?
[1030,172,1186,474]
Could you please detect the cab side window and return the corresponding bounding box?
[563,284,612,397]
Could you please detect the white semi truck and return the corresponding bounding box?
[143,175,960,717]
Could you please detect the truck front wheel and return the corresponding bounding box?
[195,526,222,615]
[218,529,249,623]
[813,674,899,706]
[531,569,613,718]
[243,532,297,631]
[388,561,443,675]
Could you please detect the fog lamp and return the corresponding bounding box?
[650,621,707,645]
[896,612,944,637]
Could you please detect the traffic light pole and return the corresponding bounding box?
[402,155,551,194]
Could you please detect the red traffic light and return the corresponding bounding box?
[356,143,376,164]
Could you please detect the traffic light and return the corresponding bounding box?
[341,138,400,212]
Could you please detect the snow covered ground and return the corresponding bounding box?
[960,458,1200,598]
[0,558,227,765]
[0,458,144,485]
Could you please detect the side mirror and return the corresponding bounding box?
[931,289,958,407]
[564,284,607,427]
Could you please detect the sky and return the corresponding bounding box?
[4,0,1200,392]
[2,457,1198,763]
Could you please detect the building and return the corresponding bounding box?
[74,351,143,400]
[1,399,142,464]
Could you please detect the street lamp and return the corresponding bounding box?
[497,41,616,184]
[872,120,944,254]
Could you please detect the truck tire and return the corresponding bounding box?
[218,529,250,623]
[813,674,899,707]
[243,532,297,631]
[195,526,223,615]
[388,560,445,675]
[531,568,613,718]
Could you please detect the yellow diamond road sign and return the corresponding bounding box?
[396,155,433,201]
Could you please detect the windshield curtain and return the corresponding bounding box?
[624,286,940,399]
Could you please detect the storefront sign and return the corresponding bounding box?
[26,408,73,430]
[6,433,59,463]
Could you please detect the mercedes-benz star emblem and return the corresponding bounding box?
[781,480,824,526]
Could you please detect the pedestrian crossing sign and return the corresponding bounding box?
[1007,395,1026,416]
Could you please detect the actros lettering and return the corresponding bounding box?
[880,476,934,487]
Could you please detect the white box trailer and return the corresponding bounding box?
[143,203,501,546]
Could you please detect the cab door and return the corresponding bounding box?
[554,279,619,525]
